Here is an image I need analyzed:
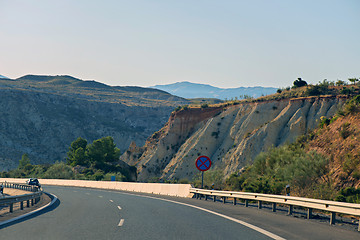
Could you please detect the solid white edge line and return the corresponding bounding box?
[112,191,286,240]
[0,192,58,227]
[118,218,125,227]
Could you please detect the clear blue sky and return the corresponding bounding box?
[1,0,359,88]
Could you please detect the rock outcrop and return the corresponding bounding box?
[121,96,347,181]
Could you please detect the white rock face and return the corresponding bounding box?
[130,96,346,181]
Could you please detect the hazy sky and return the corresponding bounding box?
[1,0,359,88]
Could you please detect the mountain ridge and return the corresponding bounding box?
[152,81,277,100]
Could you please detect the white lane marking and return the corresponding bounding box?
[99,196,103,198]
[110,191,285,240]
[118,219,125,227]
[73,190,78,193]
[86,193,90,195]
[117,206,122,210]
[110,200,114,203]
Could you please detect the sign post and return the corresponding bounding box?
[195,156,212,189]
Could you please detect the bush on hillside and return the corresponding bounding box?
[225,145,329,196]
[42,162,74,179]
[193,169,225,189]
[335,187,360,203]
[293,78,307,88]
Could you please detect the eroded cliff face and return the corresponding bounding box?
[121,96,347,182]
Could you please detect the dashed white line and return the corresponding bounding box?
[99,196,103,198]
[111,191,285,240]
[85,193,90,195]
[117,206,122,210]
[110,200,114,203]
[118,219,125,227]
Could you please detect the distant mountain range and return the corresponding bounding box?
[151,81,277,100]
[0,75,9,79]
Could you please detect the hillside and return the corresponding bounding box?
[222,95,360,201]
[0,75,189,171]
[2,75,187,106]
[307,103,360,189]
[121,95,347,182]
[152,81,277,100]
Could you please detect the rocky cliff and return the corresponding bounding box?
[121,96,347,181]
[0,75,188,171]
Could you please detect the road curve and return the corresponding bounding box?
[0,186,359,240]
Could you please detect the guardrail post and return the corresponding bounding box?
[272,203,277,212]
[245,199,249,207]
[27,200,30,207]
[9,203,13,213]
[358,219,360,232]
[213,196,216,202]
[330,212,336,225]
[258,200,262,209]
[31,199,34,206]
[288,205,293,215]
[307,208,313,219]
[223,197,226,204]
[205,195,208,201]
[20,201,24,210]
[233,198,237,205]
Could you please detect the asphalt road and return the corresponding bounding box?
[0,186,359,240]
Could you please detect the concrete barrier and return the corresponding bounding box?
[0,178,193,198]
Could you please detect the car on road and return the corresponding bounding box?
[26,178,41,188]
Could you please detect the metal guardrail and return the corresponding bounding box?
[190,188,360,231]
[0,182,43,213]
[2,182,40,192]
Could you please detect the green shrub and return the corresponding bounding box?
[192,169,225,189]
[201,103,208,108]
[103,172,125,181]
[339,95,360,116]
[336,187,360,203]
[352,170,360,180]
[293,78,307,88]
[319,116,330,128]
[342,153,359,174]
[42,162,74,179]
[339,123,351,139]
[92,170,105,181]
[340,87,353,95]
[226,145,329,195]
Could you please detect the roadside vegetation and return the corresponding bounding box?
[224,146,331,199]
[0,136,136,182]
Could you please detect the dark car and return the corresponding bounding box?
[26,178,41,188]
